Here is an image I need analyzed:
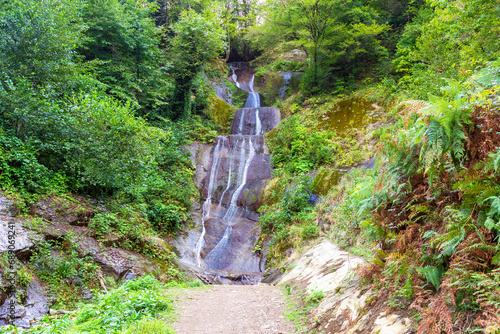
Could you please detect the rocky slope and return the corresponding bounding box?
[0,193,177,327]
[275,240,414,334]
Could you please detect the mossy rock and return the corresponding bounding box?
[255,71,303,106]
[311,168,344,195]
[205,94,238,129]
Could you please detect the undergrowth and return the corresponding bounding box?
[325,61,500,333]
[0,276,185,334]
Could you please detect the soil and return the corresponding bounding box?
[173,284,295,334]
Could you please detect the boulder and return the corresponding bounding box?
[278,240,413,334]
[29,197,94,227]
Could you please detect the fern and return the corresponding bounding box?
[418,265,445,290]
[433,208,473,258]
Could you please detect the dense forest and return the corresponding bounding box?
[0,0,499,333]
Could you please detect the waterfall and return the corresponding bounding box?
[203,225,233,269]
[238,109,246,133]
[219,138,239,207]
[223,138,256,223]
[255,108,262,135]
[194,65,268,273]
[244,75,261,108]
[279,72,292,100]
[195,137,224,267]
[231,67,242,90]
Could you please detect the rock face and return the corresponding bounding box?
[0,193,178,327]
[278,240,413,334]
[0,195,47,327]
[230,107,281,135]
[186,143,213,192]
[173,68,280,282]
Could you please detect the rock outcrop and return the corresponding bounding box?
[277,240,413,334]
[0,193,178,327]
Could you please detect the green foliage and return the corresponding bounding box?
[74,276,169,333]
[0,129,67,198]
[395,0,500,97]
[418,265,444,290]
[259,174,318,263]
[147,203,185,235]
[168,10,225,119]
[19,275,174,334]
[254,0,389,94]
[305,289,324,308]
[0,0,87,90]
[16,266,33,287]
[67,92,166,192]
[81,0,171,113]
[30,234,100,308]
[267,115,337,174]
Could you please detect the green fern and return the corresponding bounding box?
[418,265,445,290]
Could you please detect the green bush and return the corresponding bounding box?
[267,115,337,174]
[147,203,185,235]
[0,129,67,196]
[30,234,100,308]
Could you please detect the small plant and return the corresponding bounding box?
[17,266,33,287]
[305,289,324,308]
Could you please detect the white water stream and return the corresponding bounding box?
[195,68,263,270]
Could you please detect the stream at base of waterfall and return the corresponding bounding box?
[172,63,281,284]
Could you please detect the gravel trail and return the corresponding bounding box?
[173,284,295,334]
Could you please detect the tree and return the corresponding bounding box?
[80,0,170,113]
[0,0,87,90]
[168,10,225,119]
[395,0,500,97]
[254,0,389,93]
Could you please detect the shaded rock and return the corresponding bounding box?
[29,196,94,227]
[0,278,48,328]
[0,195,18,217]
[186,142,213,194]
[0,297,26,327]
[23,278,49,325]
[261,268,285,284]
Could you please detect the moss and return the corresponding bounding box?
[256,72,283,106]
[205,94,237,130]
[255,71,303,106]
[312,168,344,195]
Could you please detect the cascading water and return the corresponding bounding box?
[279,72,292,100]
[174,62,281,284]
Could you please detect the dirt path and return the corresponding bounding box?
[173,284,295,334]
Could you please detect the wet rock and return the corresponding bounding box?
[230,107,281,135]
[186,142,213,193]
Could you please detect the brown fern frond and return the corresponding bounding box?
[417,294,454,334]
